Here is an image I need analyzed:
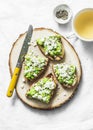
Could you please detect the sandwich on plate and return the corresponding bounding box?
[24,51,48,81]
[26,74,57,103]
[53,63,77,88]
[36,35,64,61]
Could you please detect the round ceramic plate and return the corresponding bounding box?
[9,28,82,110]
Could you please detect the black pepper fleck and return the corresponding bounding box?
[56,9,68,20]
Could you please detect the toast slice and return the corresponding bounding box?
[36,35,64,61]
[26,74,57,104]
[53,63,77,89]
[24,51,49,81]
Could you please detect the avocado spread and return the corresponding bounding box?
[26,77,56,103]
[53,63,76,85]
[36,35,62,57]
[24,51,47,80]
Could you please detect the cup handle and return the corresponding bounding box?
[65,32,78,41]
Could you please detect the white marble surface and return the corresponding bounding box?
[0,0,93,130]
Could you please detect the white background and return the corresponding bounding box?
[0,0,93,130]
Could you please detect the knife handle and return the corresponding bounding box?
[6,67,21,97]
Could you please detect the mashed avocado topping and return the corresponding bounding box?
[36,35,62,57]
[26,77,56,103]
[24,51,47,80]
[54,63,76,85]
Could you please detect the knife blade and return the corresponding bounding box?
[6,25,33,97]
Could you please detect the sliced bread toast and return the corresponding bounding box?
[36,35,65,61]
[26,73,57,104]
[23,51,49,82]
[53,63,77,89]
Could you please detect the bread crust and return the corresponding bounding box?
[37,37,65,61]
[52,65,78,89]
[26,73,57,103]
[62,77,77,89]
[23,58,49,84]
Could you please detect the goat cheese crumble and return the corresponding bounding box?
[53,63,76,85]
[24,51,47,80]
[26,76,56,103]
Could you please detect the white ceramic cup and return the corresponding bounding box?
[68,8,93,42]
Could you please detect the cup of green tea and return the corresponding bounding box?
[72,8,93,42]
